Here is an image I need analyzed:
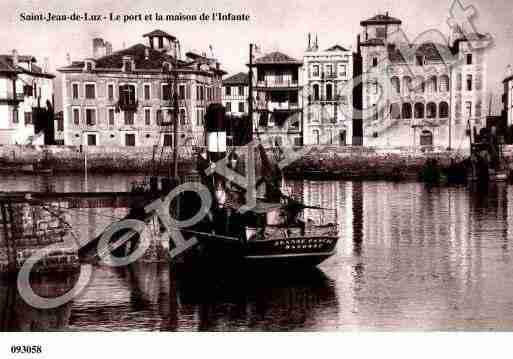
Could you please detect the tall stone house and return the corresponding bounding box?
[58,30,225,147]
[356,13,489,149]
[303,34,354,145]
[251,51,303,147]
[0,51,55,145]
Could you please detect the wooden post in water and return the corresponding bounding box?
[1,200,17,274]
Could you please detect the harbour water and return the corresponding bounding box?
[2,173,513,330]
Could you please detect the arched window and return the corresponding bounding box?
[402,103,412,119]
[420,130,433,146]
[439,102,449,118]
[427,102,437,118]
[326,83,333,101]
[313,84,319,101]
[439,75,449,92]
[414,76,425,93]
[390,103,401,119]
[428,76,437,93]
[403,76,412,95]
[414,103,425,118]
[391,77,400,94]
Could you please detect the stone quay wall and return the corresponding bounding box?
[0,144,511,179]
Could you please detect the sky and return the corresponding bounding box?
[3,0,513,110]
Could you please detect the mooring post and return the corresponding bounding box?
[0,200,16,274]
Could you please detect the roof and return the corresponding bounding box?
[388,42,454,63]
[253,51,302,65]
[59,43,180,70]
[223,72,249,85]
[142,29,176,40]
[0,55,54,77]
[325,44,349,52]
[361,13,402,26]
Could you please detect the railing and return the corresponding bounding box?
[256,79,299,88]
[116,99,138,112]
[256,102,301,111]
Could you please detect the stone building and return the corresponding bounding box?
[251,51,303,146]
[303,34,354,145]
[58,30,225,147]
[0,51,54,145]
[357,13,490,150]
[222,72,249,117]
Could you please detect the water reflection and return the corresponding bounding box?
[2,175,513,330]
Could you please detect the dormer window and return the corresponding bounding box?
[162,62,172,72]
[84,60,95,72]
[123,56,134,72]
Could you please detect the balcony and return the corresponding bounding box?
[256,101,301,112]
[116,98,138,112]
[255,79,299,90]
[0,91,24,103]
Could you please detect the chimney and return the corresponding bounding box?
[507,64,512,78]
[43,57,49,73]
[315,34,319,50]
[12,49,18,67]
[308,33,311,51]
[66,53,71,65]
[93,38,105,59]
[144,48,150,60]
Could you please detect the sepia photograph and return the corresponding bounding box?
[1,0,513,356]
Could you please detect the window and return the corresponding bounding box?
[312,130,320,145]
[225,86,231,96]
[72,83,79,99]
[73,108,80,125]
[415,76,425,93]
[338,64,347,77]
[108,108,115,125]
[390,103,401,119]
[466,75,472,91]
[125,60,132,72]
[179,109,186,125]
[144,84,151,100]
[427,102,437,118]
[162,84,171,101]
[57,115,64,131]
[391,77,400,94]
[466,54,473,65]
[108,84,114,100]
[275,71,283,84]
[326,64,333,77]
[156,110,163,125]
[158,37,164,49]
[85,84,96,99]
[86,62,92,72]
[225,102,231,112]
[428,76,437,93]
[23,85,33,97]
[86,108,96,126]
[87,134,97,146]
[24,112,32,125]
[414,103,425,118]
[145,108,151,125]
[439,75,449,92]
[238,102,244,113]
[179,85,185,100]
[376,27,386,38]
[12,108,18,124]
[439,102,449,118]
[465,101,472,117]
[313,84,319,101]
[238,86,244,96]
[312,65,319,77]
[403,76,412,94]
[416,55,424,66]
[163,134,172,146]
[124,111,134,125]
[125,133,136,146]
[372,57,378,67]
[326,83,333,101]
[420,130,433,146]
[476,100,482,118]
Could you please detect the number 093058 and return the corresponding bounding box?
[10,345,42,354]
